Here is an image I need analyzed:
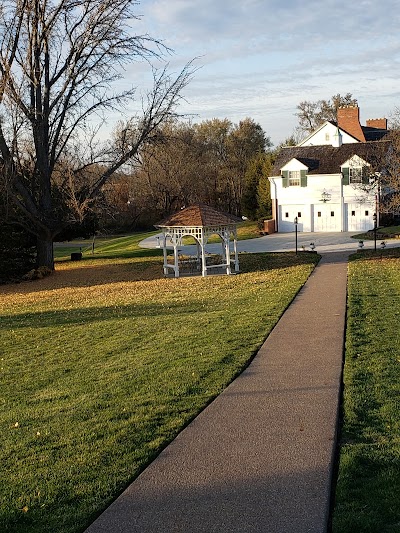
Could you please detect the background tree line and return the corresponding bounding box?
[95,117,275,234]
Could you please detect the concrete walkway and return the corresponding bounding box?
[85,250,349,533]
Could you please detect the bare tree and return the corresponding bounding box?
[377,133,400,216]
[0,0,193,269]
[348,139,398,219]
[296,93,358,134]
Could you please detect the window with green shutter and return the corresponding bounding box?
[342,167,349,185]
[342,164,370,185]
[300,169,307,187]
[362,167,370,184]
[282,170,289,187]
[282,169,308,187]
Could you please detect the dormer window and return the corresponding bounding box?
[342,166,369,185]
[349,167,362,183]
[289,170,301,186]
[281,169,307,188]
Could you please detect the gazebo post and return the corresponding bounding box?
[200,237,207,277]
[196,241,201,270]
[162,232,168,276]
[234,236,239,272]
[201,254,207,276]
[224,233,231,274]
[173,238,179,278]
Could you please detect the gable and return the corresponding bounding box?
[340,154,369,169]
[280,158,309,172]
[298,121,360,147]
[279,159,308,188]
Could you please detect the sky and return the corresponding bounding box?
[124,0,400,146]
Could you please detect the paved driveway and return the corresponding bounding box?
[140,231,398,255]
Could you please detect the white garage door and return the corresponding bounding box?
[279,205,307,232]
[313,204,341,232]
[346,203,374,232]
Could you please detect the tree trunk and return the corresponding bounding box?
[36,236,54,270]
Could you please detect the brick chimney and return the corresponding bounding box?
[366,118,388,130]
[337,105,365,142]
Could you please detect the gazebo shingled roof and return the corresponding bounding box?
[156,204,241,228]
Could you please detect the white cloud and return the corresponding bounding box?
[128,0,400,143]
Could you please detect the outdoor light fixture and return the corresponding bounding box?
[320,190,332,203]
[381,241,386,250]
[310,242,315,251]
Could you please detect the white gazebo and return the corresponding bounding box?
[155,204,240,278]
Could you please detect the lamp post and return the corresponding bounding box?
[373,212,377,252]
[294,216,298,255]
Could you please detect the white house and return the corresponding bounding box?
[269,105,389,233]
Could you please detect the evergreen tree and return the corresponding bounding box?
[241,153,273,220]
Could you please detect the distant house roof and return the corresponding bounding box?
[156,204,241,228]
[361,126,389,141]
[298,121,361,146]
[272,141,390,176]
[298,120,388,147]
[330,121,388,142]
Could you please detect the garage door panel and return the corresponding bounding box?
[313,204,341,232]
[346,203,374,232]
[279,205,307,232]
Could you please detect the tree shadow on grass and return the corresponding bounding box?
[0,252,319,297]
[0,259,165,295]
[0,298,199,331]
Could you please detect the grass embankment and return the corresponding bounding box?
[333,248,400,532]
[228,220,261,240]
[1,234,318,533]
[353,225,400,241]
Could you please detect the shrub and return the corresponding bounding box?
[0,224,36,283]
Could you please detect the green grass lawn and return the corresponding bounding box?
[54,231,161,261]
[352,225,400,241]
[231,220,261,240]
[1,238,318,533]
[332,248,400,532]
[377,225,400,236]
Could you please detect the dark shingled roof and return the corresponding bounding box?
[156,204,241,227]
[362,126,388,141]
[272,141,390,175]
